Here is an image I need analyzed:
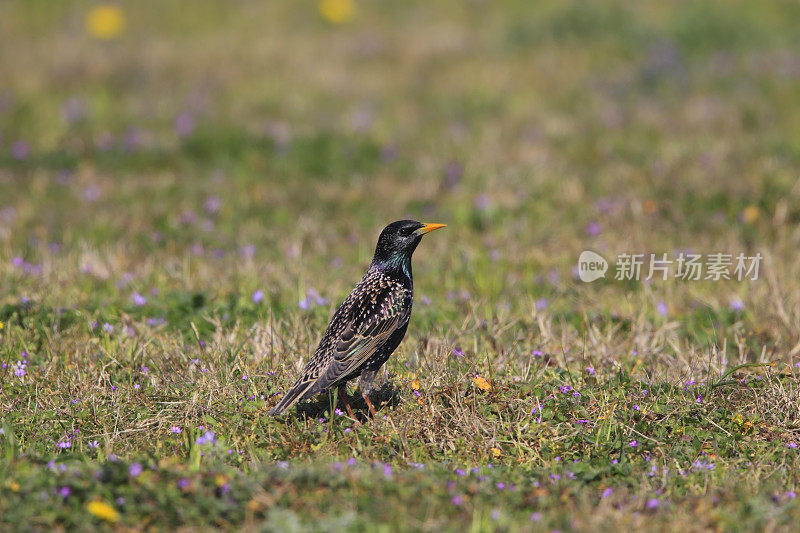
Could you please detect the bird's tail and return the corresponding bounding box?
[268,378,316,416]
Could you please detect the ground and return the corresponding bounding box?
[2,1,800,531]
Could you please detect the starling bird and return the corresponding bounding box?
[268,220,446,417]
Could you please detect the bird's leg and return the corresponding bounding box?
[337,383,357,420]
[358,370,379,418]
[362,392,378,418]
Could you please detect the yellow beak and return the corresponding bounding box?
[415,222,447,235]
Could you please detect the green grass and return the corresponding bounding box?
[3,0,800,530]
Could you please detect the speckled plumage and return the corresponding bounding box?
[268,220,445,417]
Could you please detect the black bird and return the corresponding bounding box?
[268,220,446,417]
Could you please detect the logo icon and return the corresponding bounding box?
[578,250,608,282]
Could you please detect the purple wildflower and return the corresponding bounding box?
[474,194,490,210]
[729,298,744,311]
[10,140,29,160]
[13,360,27,377]
[586,222,601,236]
[196,430,217,446]
[174,113,196,137]
[252,290,264,304]
[239,245,256,258]
[129,463,143,478]
[203,196,221,215]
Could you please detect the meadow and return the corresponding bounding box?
[2,0,800,530]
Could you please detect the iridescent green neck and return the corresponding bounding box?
[373,252,412,279]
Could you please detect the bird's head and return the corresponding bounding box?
[371,220,446,268]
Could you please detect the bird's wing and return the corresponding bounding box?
[314,280,409,390]
[268,275,409,416]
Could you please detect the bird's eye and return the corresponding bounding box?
[401,227,414,236]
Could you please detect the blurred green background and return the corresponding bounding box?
[3,0,800,367]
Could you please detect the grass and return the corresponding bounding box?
[2,0,800,530]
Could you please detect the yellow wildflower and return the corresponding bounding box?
[411,379,420,390]
[318,0,355,24]
[86,5,125,40]
[6,481,19,492]
[0,320,4,330]
[473,375,492,391]
[87,500,120,522]
[490,447,502,458]
[742,205,759,224]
